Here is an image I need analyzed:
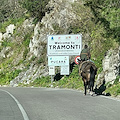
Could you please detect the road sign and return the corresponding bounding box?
[49,66,55,75]
[48,56,69,66]
[75,56,80,64]
[47,34,82,56]
[61,65,69,75]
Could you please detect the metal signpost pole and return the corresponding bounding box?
[51,75,54,87]
[49,66,55,87]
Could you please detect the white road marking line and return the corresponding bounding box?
[100,95,120,102]
[0,89,29,120]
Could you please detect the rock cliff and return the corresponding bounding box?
[0,0,119,87]
[95,47,120,88]
[6,0,80,86]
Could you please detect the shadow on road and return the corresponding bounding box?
[94,80,111,96]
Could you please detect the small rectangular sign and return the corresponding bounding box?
[61,65,69,75]
[48,56,69,66]
[49,66,55,75]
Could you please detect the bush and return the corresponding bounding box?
[0,17,25,33]
[23,33,31,47]
[114,76,120,85]
[0,69,21,85]
[21,0,50,22]
[23,47,29,60]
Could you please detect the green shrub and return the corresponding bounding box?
[114,76,120,85]
[0,17,25,33]
[23,48,29,60]
[1,40,12,47]
[23,33,31,47]
[37,57,44,64]
[21,0,50,22]
[31,56,36,61]
[0,69,21,85]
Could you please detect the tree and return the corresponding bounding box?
[83,0,120,43]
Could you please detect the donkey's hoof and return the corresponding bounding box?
[90,91,94,96]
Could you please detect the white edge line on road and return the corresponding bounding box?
[100,95,120,102]
[0,89,29,120]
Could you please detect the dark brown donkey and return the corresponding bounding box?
[78,60,97,95]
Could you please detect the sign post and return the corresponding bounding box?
[47,34,82,56]
[75,56,80,64]
[49,66,55,75]
[50,75,54,87]
[47,34,82,86]
[49,66,55,87]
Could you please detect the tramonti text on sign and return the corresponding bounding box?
[47,34,82,56]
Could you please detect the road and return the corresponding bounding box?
[0,87,120,120]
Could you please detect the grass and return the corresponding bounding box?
[18,65,120,97]
[105,83,120,97]
[23,65,84,90]
[0,69,21,85]
[0,17,25,33]
[105,76,120,97]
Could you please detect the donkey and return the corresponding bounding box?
[78,60,97,95]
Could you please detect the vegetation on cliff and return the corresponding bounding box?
[0,0,120,96]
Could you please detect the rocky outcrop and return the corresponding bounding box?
[10,64,48,87]
[1,0,119,88]
[9,0,78,86]
[0,24,15,58]
[95,47,120,88]
[0,24,15,44]
[3,24,15,39]
[29,0,79,57]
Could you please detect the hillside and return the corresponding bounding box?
[0,0,120,96]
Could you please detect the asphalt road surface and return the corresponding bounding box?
[0,87,120,120]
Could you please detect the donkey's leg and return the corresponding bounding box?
[90,81,94,96]
[87,81,91,94]
[86,72,91,94]
[90,80,94,92]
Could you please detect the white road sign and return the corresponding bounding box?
[49,66,55,75]
[48,56,69,66]
[47,34,82,56]
[61,65,69,75]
